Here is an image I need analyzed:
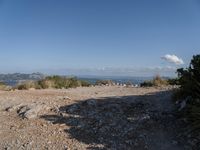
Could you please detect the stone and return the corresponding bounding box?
[5,104,23,112]
[18,106,30,115]
[17,103,49,119]
[57,96,71,100]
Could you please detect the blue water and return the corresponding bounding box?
[3,76,153,86]
[2,80,19,86]
[78,76,153,85]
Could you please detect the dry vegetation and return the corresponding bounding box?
[0,82,11,91]
[15,76,91,90]
[140,75,170,87]
[95,80,115,86]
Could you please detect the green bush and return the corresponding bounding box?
[16,76,91,90]
[95,80,115,86]
[176,55,200,100]
[175,54,200,139]
[37,80,49,89]
[15,81,36,90]
[167,78,179,85]
[140,81,154,87]
[79,80,91,87]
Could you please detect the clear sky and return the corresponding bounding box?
[0,0,199,76]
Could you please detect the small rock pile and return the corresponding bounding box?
[6,102,50,119]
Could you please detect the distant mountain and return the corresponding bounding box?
[0,73,45,86]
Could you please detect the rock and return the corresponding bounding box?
[4,146,11,150]
[57,96,71,100]
[50,106,60,113]
[5,104,23,112]
[10,125,15,130]
[18,106,30,115]
[17,103,49,119]
[23,109,38,119]
[5,107,15,112]
[63,96,71,100]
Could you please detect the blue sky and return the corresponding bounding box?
[0,0,199,76]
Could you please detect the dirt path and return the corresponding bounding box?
[0,86,189,149]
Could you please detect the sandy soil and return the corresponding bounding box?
[0,86,190,150]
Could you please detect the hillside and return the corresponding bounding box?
[0,73,45,85]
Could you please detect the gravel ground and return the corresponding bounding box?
[0,86,193,150]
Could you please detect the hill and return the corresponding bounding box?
[0,73,45,86]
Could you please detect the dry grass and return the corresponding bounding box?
[140,75,169,87]
[15,76,91,90]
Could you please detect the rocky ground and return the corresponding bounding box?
[0,86,195,150]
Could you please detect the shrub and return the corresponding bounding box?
[174,54,200,140]
[0,82,11,91]
[95,80,115,86]
[16,76,91,90]
[0,82,4,85]
[140,75,168,87]
[176,55,200,100]
[15,81,36,90]
[152,75,168,86]
[140,81,153,87]
[167,78,179,85]
[79,80,91,87]
[16,84,29,90]
[37,80,49,89]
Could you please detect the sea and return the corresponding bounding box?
[3,76,153,86]
[78,76,153,85]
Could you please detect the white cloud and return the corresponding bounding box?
[161,54,184,65]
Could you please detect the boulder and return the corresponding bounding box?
[17,103,49,119]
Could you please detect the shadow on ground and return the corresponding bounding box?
[41,90,181,150]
